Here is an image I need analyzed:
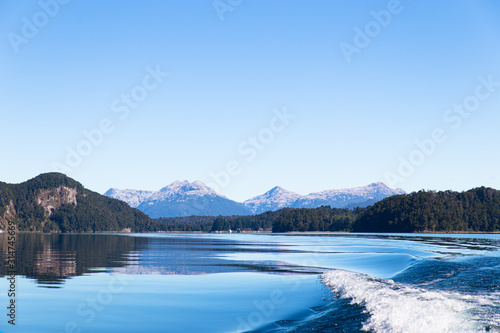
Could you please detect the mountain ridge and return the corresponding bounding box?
[103,188,155,208]
[291,182,406,209]
[105,181,405,218]
[243,186,302,214]
[114,180,251,218]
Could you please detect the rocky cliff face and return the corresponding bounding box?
[0,200,16,230]
[1,186,78,229]
[37,186,78,217]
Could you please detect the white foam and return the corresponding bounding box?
[321,269,495,333]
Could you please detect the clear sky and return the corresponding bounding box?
[1,0,500,202]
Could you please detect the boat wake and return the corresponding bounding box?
[321,269,500,333]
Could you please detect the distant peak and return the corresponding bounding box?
[191,180,209,187]
[160,180,188,191]
[103,188,118,195]
[368,182,388,188]
[151,180,222,200]
[270,186,284,192]
[164,180,209,188]
[261,186,298,197]
[171,180,190,186]
[366,182,406,194]
[243,186,301,214]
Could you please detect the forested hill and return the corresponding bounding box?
[0,173,163,233]
[202,207,362,233]
[353,187,500,233]
[272,207,361,232]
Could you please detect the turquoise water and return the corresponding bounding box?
[1,233,499,332]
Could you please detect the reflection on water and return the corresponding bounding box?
[0,234,150,286]
[282,233,500,258]
[2,233,500,287]
[0,234,321,287]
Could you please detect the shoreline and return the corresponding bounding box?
[5,230,500,235]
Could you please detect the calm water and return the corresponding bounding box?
[1,233,500,332]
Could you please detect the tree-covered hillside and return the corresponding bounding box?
[156,215,219,232]
[272,206,361,232]
[353,187,500,232]
[204,207,362,233]
[0,173,164,233]
[216,209,287,232]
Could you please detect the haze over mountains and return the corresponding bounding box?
[104,181,406,218]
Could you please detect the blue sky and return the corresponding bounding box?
[1,0,500,202]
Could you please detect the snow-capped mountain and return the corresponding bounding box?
[291,182,406,209]
[104,181,405,218]
[105,180,251,218]
[244,186,301,214]
[103,188,154,208]
[144,180,221,202]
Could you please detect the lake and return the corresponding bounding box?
[1,233,499,332]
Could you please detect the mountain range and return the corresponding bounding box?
[1,173,495,235]
[104,181,405,218]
